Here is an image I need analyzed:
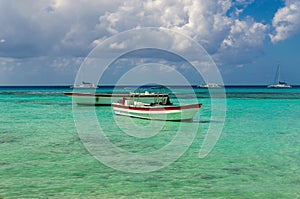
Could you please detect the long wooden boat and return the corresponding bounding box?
[112,100,201,121]
[64,92,169,106]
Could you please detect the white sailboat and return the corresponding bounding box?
[268,63,291,88]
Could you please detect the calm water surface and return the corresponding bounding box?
[0,86,300,198]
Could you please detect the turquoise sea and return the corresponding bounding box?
[1,86,300,198]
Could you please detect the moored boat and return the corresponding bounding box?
[112,98,201,121]
[64,91,169,106]
[268,82,291,88]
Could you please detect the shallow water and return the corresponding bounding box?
[0,86,300,198]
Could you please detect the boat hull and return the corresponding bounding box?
[112,103,201,121]
[64,92,169,106]
[267,84,291,88]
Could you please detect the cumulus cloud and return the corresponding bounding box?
[217,17,268,64]
[270,0,300,43]
[0,0,121,58]
[1,0,296,70]
[0,56,80,85]
[97,0,268,65]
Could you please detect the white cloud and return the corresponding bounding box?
[222,18,268,48]
[0,0,281,69]
[270,0,300,43]
[234,0,255,7]
[96,0,268,65]
[216,18,268,64]
[0,56,80,85]
[0,0,122,57]
[0,57,16,73]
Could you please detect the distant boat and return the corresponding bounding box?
[71,81,98,89]
[198,83,222,88]
[268,63,291,88]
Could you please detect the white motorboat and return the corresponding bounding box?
[198,83,222,88]
[71,81,98,89]
[112,98,201,121]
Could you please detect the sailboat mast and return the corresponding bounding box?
[273,62,280,84]
[277,62,280,84]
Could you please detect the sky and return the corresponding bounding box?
[0,0,299,86]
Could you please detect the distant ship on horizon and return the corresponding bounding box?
[71,81,98,89]
[197,83,223,88]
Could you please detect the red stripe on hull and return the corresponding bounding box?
[112,104,201,111]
